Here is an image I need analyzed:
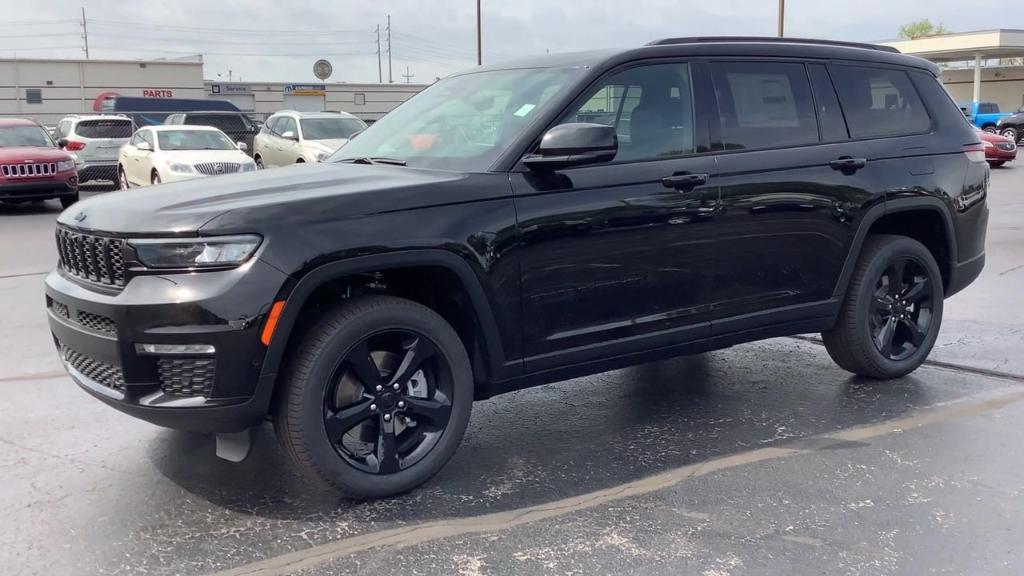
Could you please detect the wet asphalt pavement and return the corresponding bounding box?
[1,172,1023,576]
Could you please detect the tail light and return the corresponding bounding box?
[963,143,986,163]
[64,140,86,151]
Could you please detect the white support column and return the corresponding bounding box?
[973,52,983,103]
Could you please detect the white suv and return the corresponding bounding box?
[54,115,134,184]
[254,111,366,168]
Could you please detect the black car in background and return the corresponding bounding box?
[996,106,1024,143]
[164,111,260,155]
[46,37,987,498]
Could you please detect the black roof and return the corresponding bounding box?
[464,37,938,76]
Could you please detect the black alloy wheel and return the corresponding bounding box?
[869,257,935,361]
[323,329,453,475]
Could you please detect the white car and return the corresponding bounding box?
[117,125,256,188]
[254,110,366,168]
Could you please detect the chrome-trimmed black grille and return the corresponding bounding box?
[55,227,126,288]
[76,310,117,335]
[158,358,216,397]
[61,345,124,392]
[193,162,241,176]
[1,162,57,178]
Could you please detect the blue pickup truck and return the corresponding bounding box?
[958,101,1014,132]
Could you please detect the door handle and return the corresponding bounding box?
[829,157,867,174]
[661,173,709,192]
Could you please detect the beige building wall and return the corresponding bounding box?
[208,81,427,123]
[0,57,205,125]
[940,66,1024,112]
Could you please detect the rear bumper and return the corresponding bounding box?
[0,177,78,200]
[45,258,288,432]
[78,161,118,183]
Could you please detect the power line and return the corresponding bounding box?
[0,19,77,27]
[87,32,375,47]
[88,18,374,36]
[88,44,377,57]
[391,31,476,55]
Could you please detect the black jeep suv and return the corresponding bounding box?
[46,37,988,498]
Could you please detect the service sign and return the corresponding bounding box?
[285,84,326,96]
[142,89,174,98]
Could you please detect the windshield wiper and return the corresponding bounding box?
[339,156,407,166]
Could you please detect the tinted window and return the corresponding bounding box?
[711,61,818,150]
[186,114,249,132]
[830,65,931,138]
[562,62,695,162]
[75,119,133,139]
[808,64,848,142]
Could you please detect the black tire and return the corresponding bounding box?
[982,125,997,134]
[151,170,161,185]
[118,166,130,190]
[59,193,79,209]
[822,235,944,379]
[274,295,473,498]
[254,155,265,170]
[989,161,1006,168]
[999,126,1019,143]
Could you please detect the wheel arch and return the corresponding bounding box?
[832,197,957,300]
[259,250,512,396]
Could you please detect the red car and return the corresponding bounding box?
[978,128,1017,167]
[0,118,79,208]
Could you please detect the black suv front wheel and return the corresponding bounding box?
[823,235,944,379]
[274,296,473,498]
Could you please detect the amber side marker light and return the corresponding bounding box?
[261,301,286,346]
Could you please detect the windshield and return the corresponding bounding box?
[300,117,366,141]
[157,129,236,151]
[329,67,579,171]
[0,125,55,148]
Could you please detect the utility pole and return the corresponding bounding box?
[228,69,233,82]
[777,0,785,37]
[402,66,414,84]
[386,15,393,84]
[476,0,482,65]
[80,7,90,59]
[375,24,383,83]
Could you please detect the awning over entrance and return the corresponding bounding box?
[881,29,1024,103]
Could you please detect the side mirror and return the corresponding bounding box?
[281,130,297,140]
[236,141,248,151]
[523,123,617,170]
[57,137,69,149]
[136,141,152,152]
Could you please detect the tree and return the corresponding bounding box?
[898,19,950,40]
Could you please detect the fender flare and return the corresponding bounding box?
[831,196,958,299]
[258,249,511,382]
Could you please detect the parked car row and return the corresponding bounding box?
[959,100,1024,143]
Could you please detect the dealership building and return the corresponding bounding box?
[0,55,427,127]
[2,33,1024,127]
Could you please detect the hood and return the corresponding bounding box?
[57,161,465,235]
[0,146,72,163]
[978,130,1011,144]
[302,139,348,155]
[160,148,252,164]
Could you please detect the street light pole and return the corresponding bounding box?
[476,0,482,65]
[777,0,785,37]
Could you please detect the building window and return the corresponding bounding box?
[354,93,366,106]
[25,88,42,104]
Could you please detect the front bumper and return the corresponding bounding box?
[0,176,78,201]
[45,258,289,432]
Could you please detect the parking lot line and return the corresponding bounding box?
[209,386,1024,576]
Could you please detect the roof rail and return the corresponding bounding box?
[646,36,900,54]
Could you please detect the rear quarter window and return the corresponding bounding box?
[75,119,133,139]
[830,65,931,139]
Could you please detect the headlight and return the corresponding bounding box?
[168,163,194,174]
[57,159,76,172]
[315,152,329,162]
[129,235,262,269]
[239,161,257,172]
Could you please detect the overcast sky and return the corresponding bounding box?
[1,1,1004,84]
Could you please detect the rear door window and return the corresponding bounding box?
[830,65,931,139]
[75,119,133,139]
[710,61,819,150]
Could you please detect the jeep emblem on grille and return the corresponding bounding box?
[73,212,87,222]
[214,163,224,174]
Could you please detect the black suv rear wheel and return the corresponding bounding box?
[822,235,944,379]
[274,296,473,498]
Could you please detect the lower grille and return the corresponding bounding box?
[50,299,70,319]
[77,310,117,335]
[158,358,216,397]
[193,162,241,176]
[61,345,125,392]
[1,162,57,178]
